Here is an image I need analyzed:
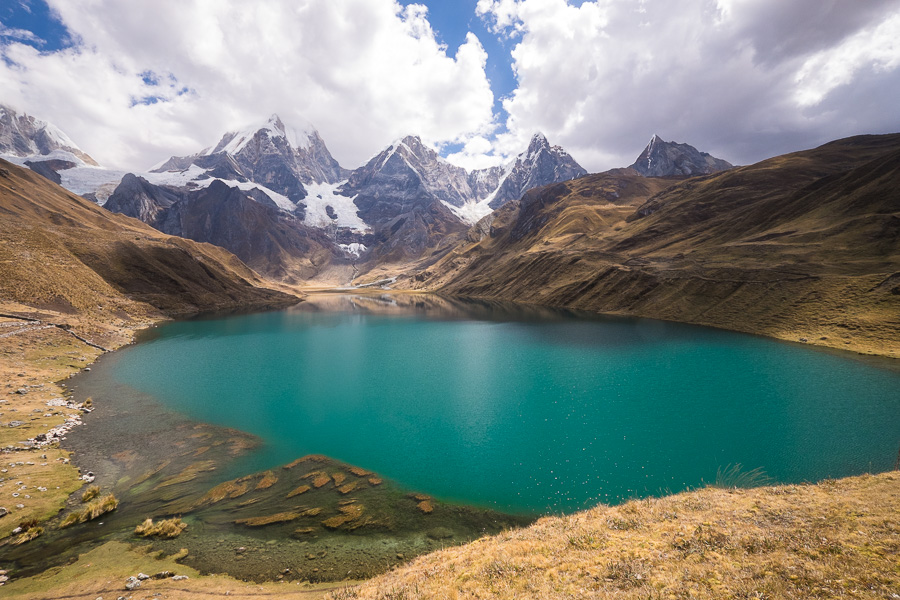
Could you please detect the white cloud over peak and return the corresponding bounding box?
[0,0,497,170]
[479,0,900,171]
[3,0,900,175]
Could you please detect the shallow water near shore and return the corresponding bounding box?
[88,294,900,511]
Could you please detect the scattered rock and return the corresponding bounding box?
[0,507,8,518]
[152,571,174,579]
[124,576,140,591]
[137,573,150,580]
[172,575,189,581]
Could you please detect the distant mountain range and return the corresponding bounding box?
[0,104,734,280]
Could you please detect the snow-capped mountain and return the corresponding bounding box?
[0,104,99,167]
[152,114,348,208]
[451,133,587,223]
[1,106,589,277]
[342,132,586,227]
[629,135,733,177]
[143,114,367,233]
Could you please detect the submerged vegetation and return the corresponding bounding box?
[134,517,188,539]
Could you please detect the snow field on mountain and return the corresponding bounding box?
[302,181,368,231]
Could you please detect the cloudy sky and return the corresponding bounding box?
[2,0,899,172]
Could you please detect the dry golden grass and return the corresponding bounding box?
[134,517,188,538]
[1,541,348,599]
[333,471,900,599]
[80,484,100,503]
[59,493,118,529]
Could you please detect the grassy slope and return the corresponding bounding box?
[0,158,296,338]
[405,135,900,358]
[339,471,900,599]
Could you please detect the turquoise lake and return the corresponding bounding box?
[101,295,900,514]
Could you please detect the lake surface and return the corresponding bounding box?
[98,294,900,514]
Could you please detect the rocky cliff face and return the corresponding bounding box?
[105,177,339,281]
[629,135,732,177]
[342,133,587,229]
[104,173,181,225]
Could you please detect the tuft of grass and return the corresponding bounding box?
[59,493,118,529]
[81,484,100,503]
[11,525,44,545]
[135,517,188,539]
[710,464,773,489]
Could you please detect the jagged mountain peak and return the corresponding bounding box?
[630,135,733,177]
[528,131,549,147]
[210,113,317,156]
[151,113,346,199]
[0,103,99,166]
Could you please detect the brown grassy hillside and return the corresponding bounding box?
[337,471,900,600]
[0,158,296,340]
[404,135,900,357]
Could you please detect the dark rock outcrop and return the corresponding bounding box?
[105,177,338,281]
[104,173,181,225]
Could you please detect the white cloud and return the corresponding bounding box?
[0,0,497,171]
[794,12,900,107]
[479,0,900,171]
[0,21,43,45]
[444,135,507,170]
[4,0,900,174]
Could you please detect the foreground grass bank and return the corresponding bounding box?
[337,470,900,599]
